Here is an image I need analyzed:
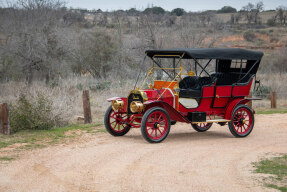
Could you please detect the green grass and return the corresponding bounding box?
[0,157,14,161]
[0,123,104,150]
[265,184,287,192]
[256,108,287,114]
[254,155,287,192]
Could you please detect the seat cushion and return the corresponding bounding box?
[179,88,201,98]
[179,76,200,90]
[211,73,252,85]
[198,76,216,86]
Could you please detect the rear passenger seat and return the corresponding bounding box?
[211,73,253,86]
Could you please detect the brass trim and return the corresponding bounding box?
[130,101,144,113]
[140,53,185,89]
[111,99,124,111]
[192,119,231,124]
[129,90,148,102]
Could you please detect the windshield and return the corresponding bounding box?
[135,56,217,90]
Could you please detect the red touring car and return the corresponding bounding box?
[104,48,264,143]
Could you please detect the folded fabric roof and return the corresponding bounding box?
[145,48,264,60]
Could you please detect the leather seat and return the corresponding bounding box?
[179,88,201,98]
[210,73,252,85]
[179,76,215,98]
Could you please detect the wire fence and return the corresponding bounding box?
[250,91,287,109]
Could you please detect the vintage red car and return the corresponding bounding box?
[104,48,263,143]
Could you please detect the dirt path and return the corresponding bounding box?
[0,114,286,192]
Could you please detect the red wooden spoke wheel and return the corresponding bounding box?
[191,123,213,132]
[104,106,130,136]
[141,107,170,143]
[228,104,254,137]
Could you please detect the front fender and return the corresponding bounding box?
[107,97,121,102]
[144,101,189,123]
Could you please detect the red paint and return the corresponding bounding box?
[145,111,168,140]
[202,86,214,97]
[231,107,253,134]
[224,98,243,120]
[108,110,129,133]
[145,101,188,122]
[232,79,253,96]
[108,78,259,128]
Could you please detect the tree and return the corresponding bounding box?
[275,6,287,25]
[230,13,241,24]
[241,2,264,24]
[253,1,264,24]
[0,0,67,84]
[143,6,165,15]
[217,6,237,13]
[127,8,140,16]
[241,3,255,24]
[171,8,185,16]
[74,31,117,78]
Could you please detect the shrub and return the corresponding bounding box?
[217,6,237,13]
[243,30,256,42]
[9,93,66,132]
[89,81,111,91]
[267,18,276,26]
[171,8,185,16]
[76,83,83,90]
[253,85,270,98]
[143,7,165,15]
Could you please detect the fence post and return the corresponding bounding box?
[270,91,277,109]
[247,92,252,108]
[1,103,11,135]
[82,90,92,124]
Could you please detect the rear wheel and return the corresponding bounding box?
[104,106,130,136]
[228,104,254,137]
[141,107,170,143]
[192,123,213,132]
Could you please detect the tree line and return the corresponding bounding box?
[0,0,286,86]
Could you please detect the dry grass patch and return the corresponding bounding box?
[0,123,104,161]
[253,155,287,192]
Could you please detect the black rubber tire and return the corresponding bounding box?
[191,123,213,132]
[104,106,130,136]
[228,104,254,137]
[171,121,177,125]
[217,122,227,126]
[141,107,171,143]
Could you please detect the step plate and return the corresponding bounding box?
[192,119,230,124]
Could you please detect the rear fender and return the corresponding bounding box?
[144,101,189,123]
[225,98,261,120]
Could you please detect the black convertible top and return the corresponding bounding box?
[146,48,263,60]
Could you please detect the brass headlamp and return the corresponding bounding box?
[112,99,124,111]
[130,101,144,113]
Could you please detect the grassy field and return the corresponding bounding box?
[256,108,287,114]
[254,155,287,192]
[0,123,105,162]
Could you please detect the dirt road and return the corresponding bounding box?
[0,114,286,192]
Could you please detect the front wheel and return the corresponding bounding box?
[104,106,130,136]
[228,104,254,137]
[191,123,213,132]
[141,107,171,143]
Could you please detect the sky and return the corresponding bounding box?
[66,0,286,11]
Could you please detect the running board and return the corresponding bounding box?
[192,119,230,124]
